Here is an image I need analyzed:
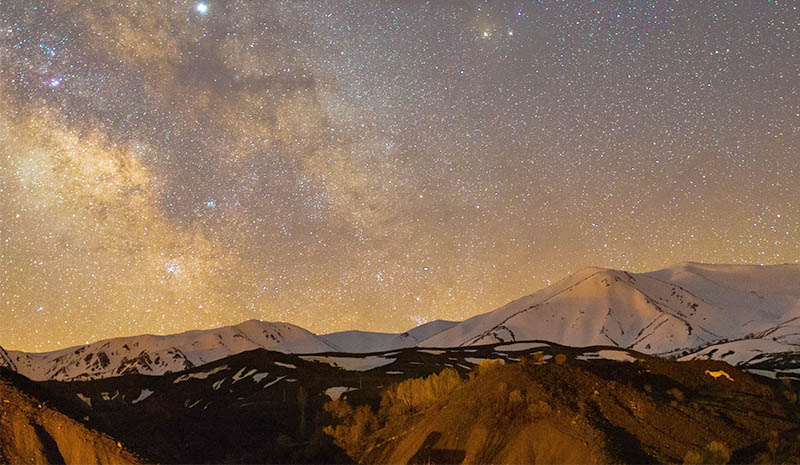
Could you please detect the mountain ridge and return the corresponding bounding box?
[2,262,798,381]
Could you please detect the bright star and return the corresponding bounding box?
[47,77,61,88]
[195,2,208,14]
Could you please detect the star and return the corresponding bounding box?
[1,0,798,351]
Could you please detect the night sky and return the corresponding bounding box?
[1,0,797,351]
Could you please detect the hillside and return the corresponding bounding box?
[0,367,143,464]
[2,340,798,464]
[327,354,800,464]
[0,345,16,372]
[321,320,457,353]
[3,320,337,381]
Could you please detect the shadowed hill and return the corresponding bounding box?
[0,367,143,465]
[326,354,800,464]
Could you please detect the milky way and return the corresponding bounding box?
[1,0,798,351]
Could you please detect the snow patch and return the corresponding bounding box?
[274,361,296,369]
[212,378,227,391]
[184,399,202,408]
[577,350,637,363]
[173,365,229,383]
[76,393,92,408]
[325,386,355,400]
[263,376,285,388]
[418,349,445,355]
[232,367,258,383]
[746,369,778,379]
[131,389,153,405]
[465,357,506,365]
[253,372,269,383]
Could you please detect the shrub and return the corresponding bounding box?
[667,387,684,403]
[683,441,731,465]
[475,358,505,376]
[527,400,552,419]
[508,389,525,407]
[555,353,567,365]
[323,401,378,459]
[381,368,463,416]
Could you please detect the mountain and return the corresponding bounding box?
[3,320,338,381]
[320,320,457,353]
[0,367,143,464]
[421,263,800,368]
[3,262,798,382]
[32,342,577,463]
[5,339,797,464]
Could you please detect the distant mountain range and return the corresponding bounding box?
[2,321,337,381]
[2,262,798,381]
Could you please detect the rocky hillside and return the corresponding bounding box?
[0,367,143,465]
[327,353,800,464]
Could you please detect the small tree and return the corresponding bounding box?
[323,400,378,459]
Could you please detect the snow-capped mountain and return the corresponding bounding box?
[2,262,797,381]
[2,320,338,381]
[422,263,800,364]
[320,320,457,353]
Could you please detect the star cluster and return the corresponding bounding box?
[1,0,798,351]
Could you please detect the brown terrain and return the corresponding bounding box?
[1,343,799,464]
[0,367,143,464]
[327,354,800,464]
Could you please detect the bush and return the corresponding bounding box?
[473,358,505,377]
[667,387,684,403]
[323,401,378,459]
[381,368,463,416]
[683,441,730,465]
[527,400,552,419]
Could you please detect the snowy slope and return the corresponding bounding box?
[321,320,457,353]
[678,339,798,366]
[422,263,800,362]
[4,320,338,381]
[4,263,797,381]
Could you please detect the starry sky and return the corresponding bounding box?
[1,0,798,351]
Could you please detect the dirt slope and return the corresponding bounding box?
[0,368,143,465]
[331,356,800,464]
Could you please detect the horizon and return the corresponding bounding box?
[5,260,797,353]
